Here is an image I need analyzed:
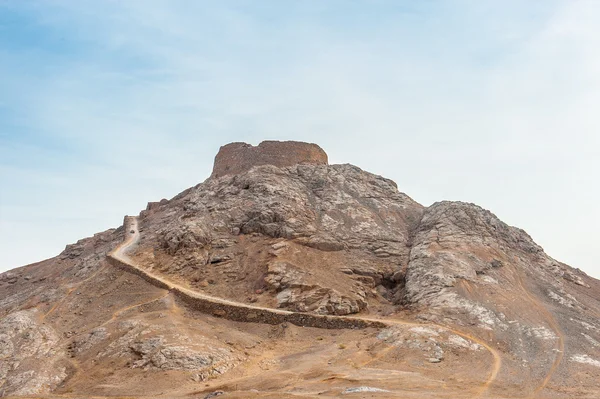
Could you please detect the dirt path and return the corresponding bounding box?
[514,268,565,398]
[109,216,501,398]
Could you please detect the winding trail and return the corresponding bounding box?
[108,216,501,398]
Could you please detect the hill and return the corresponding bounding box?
[1,141,599,398]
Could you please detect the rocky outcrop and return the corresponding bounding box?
[401,200,594,337]
[405,201,521,307]
[211,141,328,178]
[265,260,368,315]
[160,221,212,256]
[404,201,548,310]
[136,162,423,315]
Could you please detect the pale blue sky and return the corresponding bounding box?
[1,1,599,278]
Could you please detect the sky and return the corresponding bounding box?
[0,0,599,278]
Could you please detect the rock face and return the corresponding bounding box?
[405,200,543,308]
[138,162,423,316]
[403,200,581,328]
[211,141,328,178]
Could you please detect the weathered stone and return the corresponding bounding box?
[160,222,212,255]
[211,140,328,178]
[0,310,67,396]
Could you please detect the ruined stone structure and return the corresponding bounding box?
[211,140,328,178]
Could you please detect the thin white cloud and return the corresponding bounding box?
[1,1,599,278]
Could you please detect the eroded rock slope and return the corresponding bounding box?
[134,162,423,315]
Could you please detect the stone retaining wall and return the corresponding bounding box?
[106,256,170,290]
[106,254,385,330]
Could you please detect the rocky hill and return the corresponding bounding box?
[1,141,599,399]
